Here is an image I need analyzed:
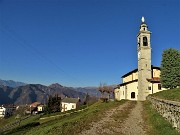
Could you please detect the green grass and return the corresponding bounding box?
[5,100,127,135]
[0,116,17,128]
[40,105,87,119]
[2,115,40,135]
[143,101,180,135]
[151,88,180,102]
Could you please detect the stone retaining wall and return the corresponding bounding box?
[147,96,180,132]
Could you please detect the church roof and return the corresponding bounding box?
[121,69,138,78]
[121,65,160,78]
[147,77,160,83]
[118,79,138,87]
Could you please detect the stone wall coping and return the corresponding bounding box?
[147,96,180,107]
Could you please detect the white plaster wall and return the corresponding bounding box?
[114,88,120,101]
[126,82,138,100]
[61,102,76,112]
[120,86,126,100]
[0,107,5,117]
[153,69,160,78]
[114,86,126,101]
[132,72,138,80]
[152,83,166,94]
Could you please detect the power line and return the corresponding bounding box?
[0,24,85,86]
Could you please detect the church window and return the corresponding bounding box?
[158,84,161,90]
[144,28,145,31]
[143,37,148,46]
[131,92,135,99]
[138,38,141,47]
[125,86,127,90]
[123,91,124,95]
[148,86,151,90]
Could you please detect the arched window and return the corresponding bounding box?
[143,37,148,46]
[131,92,135,99]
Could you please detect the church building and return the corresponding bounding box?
[114,17,166,101]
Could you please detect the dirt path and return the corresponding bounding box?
[78,101,147,135]
[119,101,147,135]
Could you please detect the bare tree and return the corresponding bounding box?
[98,82,105,98]
[106,86,114,100]
[98,83,114,102]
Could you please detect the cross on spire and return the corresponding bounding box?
[141,16,145,23]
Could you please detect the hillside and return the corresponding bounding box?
[150,88,180,102]
[0,83,86,105]
[75,87,101,97]
[2,100,179,135]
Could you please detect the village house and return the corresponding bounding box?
[61,97,81,112]
[0,105,16,118]
[114,17,167,101]
[25,102,45,114]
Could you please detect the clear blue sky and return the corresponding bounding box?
[0,0,179,87]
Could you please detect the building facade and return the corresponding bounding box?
[114,17,166,101]
[61,97,81,112]
[0,105,15,118]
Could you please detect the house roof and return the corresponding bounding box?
[61,97,80,103]
[121,65,160,78]
[147,77,160,83]
[30,102,41,107]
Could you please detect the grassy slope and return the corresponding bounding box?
[143,101,180,135]
[151,88,180,102]
[5,100,127,135]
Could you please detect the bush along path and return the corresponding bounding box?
[78,101,147,135]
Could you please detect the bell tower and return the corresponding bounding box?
[137,17,152,101]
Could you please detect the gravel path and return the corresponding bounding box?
[78,101,131,135]
[79,101,147,135]
[120,101,147,135]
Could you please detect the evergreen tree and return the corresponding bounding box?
[46,94,61,114]
[160,48,180,89]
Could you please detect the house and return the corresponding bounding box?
[25,102,44,114]
[37,105,45,113]
[0,105,16,118]
[61,97,81,112]
[114,17,167,101]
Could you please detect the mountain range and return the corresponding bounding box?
[0,79,26,88]
[0,79,100,105]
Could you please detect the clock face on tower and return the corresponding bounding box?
[138,51,141,59]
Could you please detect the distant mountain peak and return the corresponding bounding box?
[49,83,63,88]
[0,79,26,88]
